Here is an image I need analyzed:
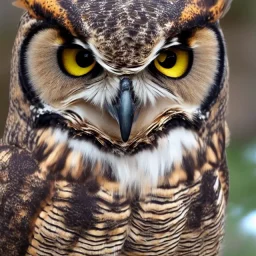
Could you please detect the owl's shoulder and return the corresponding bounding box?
[0,143,38,176]
[0,143,51,255]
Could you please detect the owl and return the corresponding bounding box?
[0,0,232,255]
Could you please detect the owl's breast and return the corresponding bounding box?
[26,168,226,256]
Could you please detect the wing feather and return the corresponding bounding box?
[0,145,50,256]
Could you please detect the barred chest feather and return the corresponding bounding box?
[23,126,228,255]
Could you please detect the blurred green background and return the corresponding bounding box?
[0,1,255,255]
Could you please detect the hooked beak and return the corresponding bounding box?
[107,78,136,142]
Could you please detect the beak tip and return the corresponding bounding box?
[122,137,129,143]
[121,131,131,143]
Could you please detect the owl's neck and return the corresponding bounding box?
[27,126,200,193]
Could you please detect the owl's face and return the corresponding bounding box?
[14,0,231,150]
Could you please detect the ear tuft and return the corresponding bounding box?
[220,0,233,18]
[13,0,28,10]
[207,0,233,22]
[12,0,38,18]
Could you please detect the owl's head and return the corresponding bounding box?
[11,0,231,156]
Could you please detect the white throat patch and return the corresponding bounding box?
[53,128,198,191]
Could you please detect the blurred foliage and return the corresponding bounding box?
[224,141,256,256]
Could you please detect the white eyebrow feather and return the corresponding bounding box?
[162,37,181,49]
[73,39,90,50]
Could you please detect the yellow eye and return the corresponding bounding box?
[154,49,191,78]
[61,48,96,77]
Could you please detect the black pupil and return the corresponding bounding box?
[159,51,177,69]
[76,50,94,68]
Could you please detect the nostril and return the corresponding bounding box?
[120,77,133,92]
[119,77,137,104]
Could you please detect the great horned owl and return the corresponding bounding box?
[0,0,232,255]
